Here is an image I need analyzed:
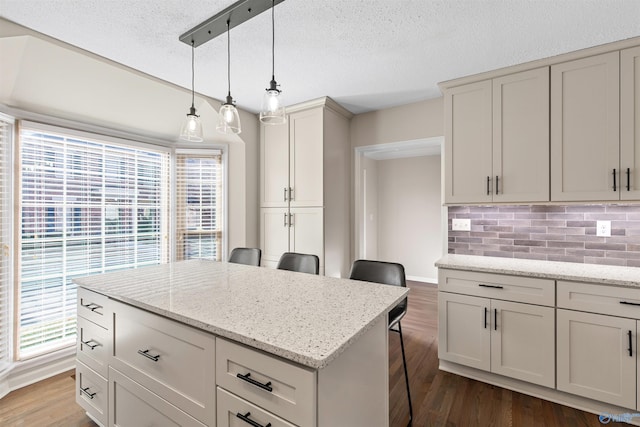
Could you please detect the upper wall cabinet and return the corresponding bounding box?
[551,52,620,201]
[260,108,323,208]
[621,46,640,200]
[445,67,549,204]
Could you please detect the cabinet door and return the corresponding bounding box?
[438,292,490,370]
[261,121,290,207]
[557,309,636,409]
[289,109,323,207]
[551,52,620,201]
[260,208,290,265]
[490,300,554,387]
[621,46,640,200]
[289,207,324,268]
[444,80,493,204]
[493,67,550,203]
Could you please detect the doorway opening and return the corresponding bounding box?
[354,137,444,283]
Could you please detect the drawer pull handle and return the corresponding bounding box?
[236,372,273,392]
[620,301,640,307]
[629,330,633,357]
[81,339,101,350]
[80,387,96,399]
[81,301,102,312]
[478,284,503,289]
[236,412,272,427]
[137,349,160,362]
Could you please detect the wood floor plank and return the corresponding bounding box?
[0,280,609,426]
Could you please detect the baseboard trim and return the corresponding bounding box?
[0,348,75,399]
[406,275,437,284]
[439,360,640,426]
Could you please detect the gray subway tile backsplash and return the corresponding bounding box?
[448,205,640,267]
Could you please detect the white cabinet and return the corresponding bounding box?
[260,207,323,269]
[260,97,351,276]
[438,269,555,388]
[551,52,620,201]
[445,67,549,204]
[109,367,205,427]
[438,292,555,388]
[444,80,492,204]
[216,337,316,426]
[261,108,323,208]
[76,288,111,427]
[109,299,216,426]
[492,68,550,203]
[621,45,640,199]
[557,309,636,408]
[556,280,640,409]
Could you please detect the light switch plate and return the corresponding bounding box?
[596,220,611,237]
[452,218,471,231]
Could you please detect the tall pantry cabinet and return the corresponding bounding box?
[260,97,352,277]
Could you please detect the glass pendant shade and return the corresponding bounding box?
[260,80,286,125]
[216,96,241,134]
[180,107,203,142]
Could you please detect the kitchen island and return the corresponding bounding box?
[73,260,408,427]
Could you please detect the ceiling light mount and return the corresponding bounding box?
[179,0,286,48]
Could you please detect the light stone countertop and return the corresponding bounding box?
[73,260,408,370]
[436,254,640,288]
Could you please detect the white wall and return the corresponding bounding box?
[350,97,444,280]
[376,155,441,282]
[0,18,260,251]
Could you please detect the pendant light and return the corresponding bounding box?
[259,0,286,125]
[179,40,204,142]
[217,19,242,135]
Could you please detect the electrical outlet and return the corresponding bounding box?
[596,220,611,237]
[452,218,471,231]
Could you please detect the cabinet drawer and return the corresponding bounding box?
[77,316,109,378]
[217,387,297,427]
[109,367,206,427]
[557,280,640,318]
[216,337,315,427]
[76,360,107,427]
[439,269,555,306]
[111,301,215,426]
[77,287,110,329]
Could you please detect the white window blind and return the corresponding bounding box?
[0,115,13,374]
[175,151,224,261]
[18,122,170,359]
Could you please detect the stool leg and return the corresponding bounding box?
[398,322,413,426]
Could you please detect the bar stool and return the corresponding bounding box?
[228,247,262,266]
[276,252,320,275]
[349,259,413,426]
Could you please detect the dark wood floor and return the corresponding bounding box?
[1,281,604,426]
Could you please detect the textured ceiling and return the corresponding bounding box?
[1,0,640,114]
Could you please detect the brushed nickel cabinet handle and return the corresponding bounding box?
[137,349,160,362]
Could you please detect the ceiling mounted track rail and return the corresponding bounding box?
[179,0,286,47]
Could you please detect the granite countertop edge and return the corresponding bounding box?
[436,254,640,288]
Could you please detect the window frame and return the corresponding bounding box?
[172,148,228,262]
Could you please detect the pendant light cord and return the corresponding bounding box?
[271,0,275,79]
[227,20,231,98]
[190,40,196,109]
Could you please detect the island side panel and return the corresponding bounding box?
[317,315,389,427]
